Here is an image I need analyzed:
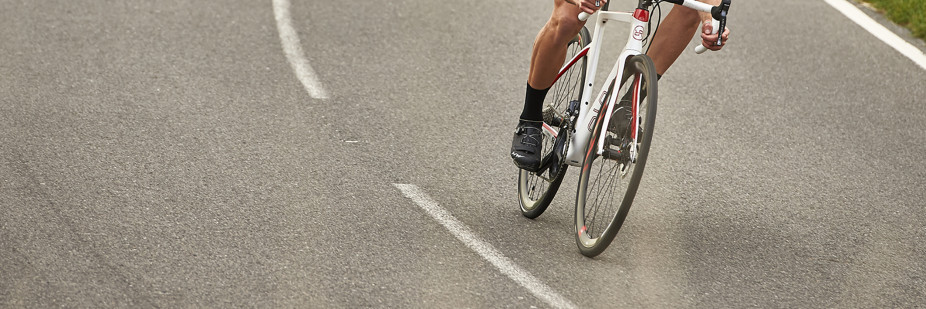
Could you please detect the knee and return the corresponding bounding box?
[549,10,584,36]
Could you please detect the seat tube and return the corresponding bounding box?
[565,13,609,167]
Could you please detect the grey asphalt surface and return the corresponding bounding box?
[2,0,925,307]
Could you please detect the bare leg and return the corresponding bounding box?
[513,1,587,170]
[647,5,700,75]
[527,0,586,90]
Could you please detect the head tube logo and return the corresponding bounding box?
[633,25,644,41]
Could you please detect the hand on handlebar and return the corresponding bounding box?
[699,20,731,51]
[568,0,607,15]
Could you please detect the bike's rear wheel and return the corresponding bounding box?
[518,27,590,219]
[574,54,658,257]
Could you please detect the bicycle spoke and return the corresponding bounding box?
[586,153,625,238]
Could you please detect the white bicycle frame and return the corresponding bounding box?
[555,0,720,167]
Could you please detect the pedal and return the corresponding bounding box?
[601,148,622,161]
[548,129,570,178]
[601,135,632,164]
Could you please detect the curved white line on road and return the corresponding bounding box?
[273,0,329,99]
[393,184,577,309]
[824,0,926,70]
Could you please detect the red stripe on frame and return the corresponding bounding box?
[631,75,640,140]
[583,98,609,173]
[552,46,590,87]
[542,122,558,139]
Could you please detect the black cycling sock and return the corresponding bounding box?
[519,83,549,122]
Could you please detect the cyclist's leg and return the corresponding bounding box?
[512,0,586,171]
[646,5,700,75]
[528,0,586,90]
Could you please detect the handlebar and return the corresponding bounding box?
[578,11,592,22]
[577,0,731,54]
[694,19,719,54]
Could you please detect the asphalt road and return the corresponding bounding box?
[2,0,925,307]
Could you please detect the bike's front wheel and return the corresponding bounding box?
[518,26,590,219]
[574,54,658,257]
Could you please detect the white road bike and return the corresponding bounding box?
[517,0,731,257]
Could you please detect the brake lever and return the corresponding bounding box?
[695,0,731,54]
[713,0,731,47]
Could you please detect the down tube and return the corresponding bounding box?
[566,69,618,166]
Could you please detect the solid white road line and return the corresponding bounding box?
[824,0,926,70]
[272,0,329,99]
[393,184,577,309]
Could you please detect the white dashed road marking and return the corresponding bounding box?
[393,184,577,309]
[272,0,329,99]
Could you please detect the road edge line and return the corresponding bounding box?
[824,0,926,71]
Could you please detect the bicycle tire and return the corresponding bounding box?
[518,26,591,219]
[574,54,658,257]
